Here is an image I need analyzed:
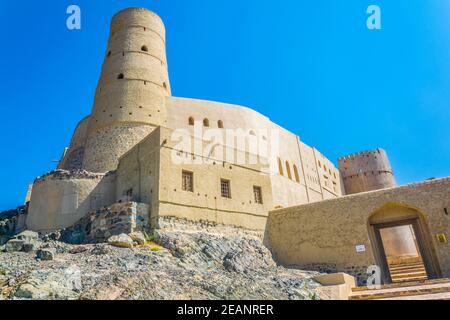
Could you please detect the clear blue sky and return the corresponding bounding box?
[0,0,449,210]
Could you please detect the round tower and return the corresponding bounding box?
[338,148,397,195]
[83,8,171,173]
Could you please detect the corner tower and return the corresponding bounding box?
[338,148,397,195]
[83,8,171,173]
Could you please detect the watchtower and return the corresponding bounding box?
[83,8,171,172]
[338,148,397,195]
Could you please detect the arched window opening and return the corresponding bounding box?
[107,51,111,57]
[141,45,148,52]
[293,165,300,183]
[278,158,284,176]
[188,117,195,126]
[218,120,224,129]
[203,118,210,127]
[117,73,124,80]
[286,161,292,180]
[163,82,167,90]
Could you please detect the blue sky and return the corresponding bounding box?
[0,0,449,210]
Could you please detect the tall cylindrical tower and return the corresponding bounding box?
[338,148,397,195]
[83,8,171,173]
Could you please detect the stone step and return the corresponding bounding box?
[391,271,427,279]
[389,264,426,272]
[390,266,425,272]
[350,281,450,300]
[352,278,450,292]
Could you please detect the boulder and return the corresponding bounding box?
[107,234,134,248]
[36,248,56,261]
[129,232,146,246]
[5,239,25,252]
[15,230,39,242]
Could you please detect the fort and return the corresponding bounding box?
[7,7,450,293]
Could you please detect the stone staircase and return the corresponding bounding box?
[350,278,450,300]
[389,261,428,283]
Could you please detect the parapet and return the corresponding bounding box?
[338,148,397,195]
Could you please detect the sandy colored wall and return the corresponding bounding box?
[83,8,170,173]
[338,149,396,195]
[267,177,450,284]
[117,126,274,231]
[27,171,116,231]
[166,96,343,208]
[116,126,161,224]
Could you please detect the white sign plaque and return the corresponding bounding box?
[356,245,366,253]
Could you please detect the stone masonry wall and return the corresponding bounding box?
[61,202,149,244]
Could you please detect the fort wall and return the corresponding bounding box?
[266,177,450,284]
[27,171,116,231]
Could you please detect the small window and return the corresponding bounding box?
[286,161,292,180]
[318,161,322,168]
[253,186,263,204]
[107,51,111,57]
[203,118,210,127]
[141,45,148,52]
[218,120,224,129]
[118,73,124,79]
[293,165,300,183]
[188,117,195,126]
[278,158,284,176]
[182,170,193,192]
[163,82,167,89]
[221,179,231,198]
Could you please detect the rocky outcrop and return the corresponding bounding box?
[0,219,322,300]
[0,206,28,245]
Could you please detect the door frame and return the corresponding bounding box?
[372,218,437,284]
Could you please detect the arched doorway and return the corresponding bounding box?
[368,204,441,284]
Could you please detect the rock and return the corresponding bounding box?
[14,268,80,300]
[22,242,39,253]
[5,230,40,253]
[107,234,134,248]
[223,251,246,273]
[36,248,56,261]
[15,283,49,300]
[90,244,111,255]
[129,232,146,246]
[15,230,39,242]
[5,239,25,252]
[69,246,88,254]
[0,275,7,287]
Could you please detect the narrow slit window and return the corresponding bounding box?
[278,158,284,176]
[293,165,300,183]
[286,161,292,180]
